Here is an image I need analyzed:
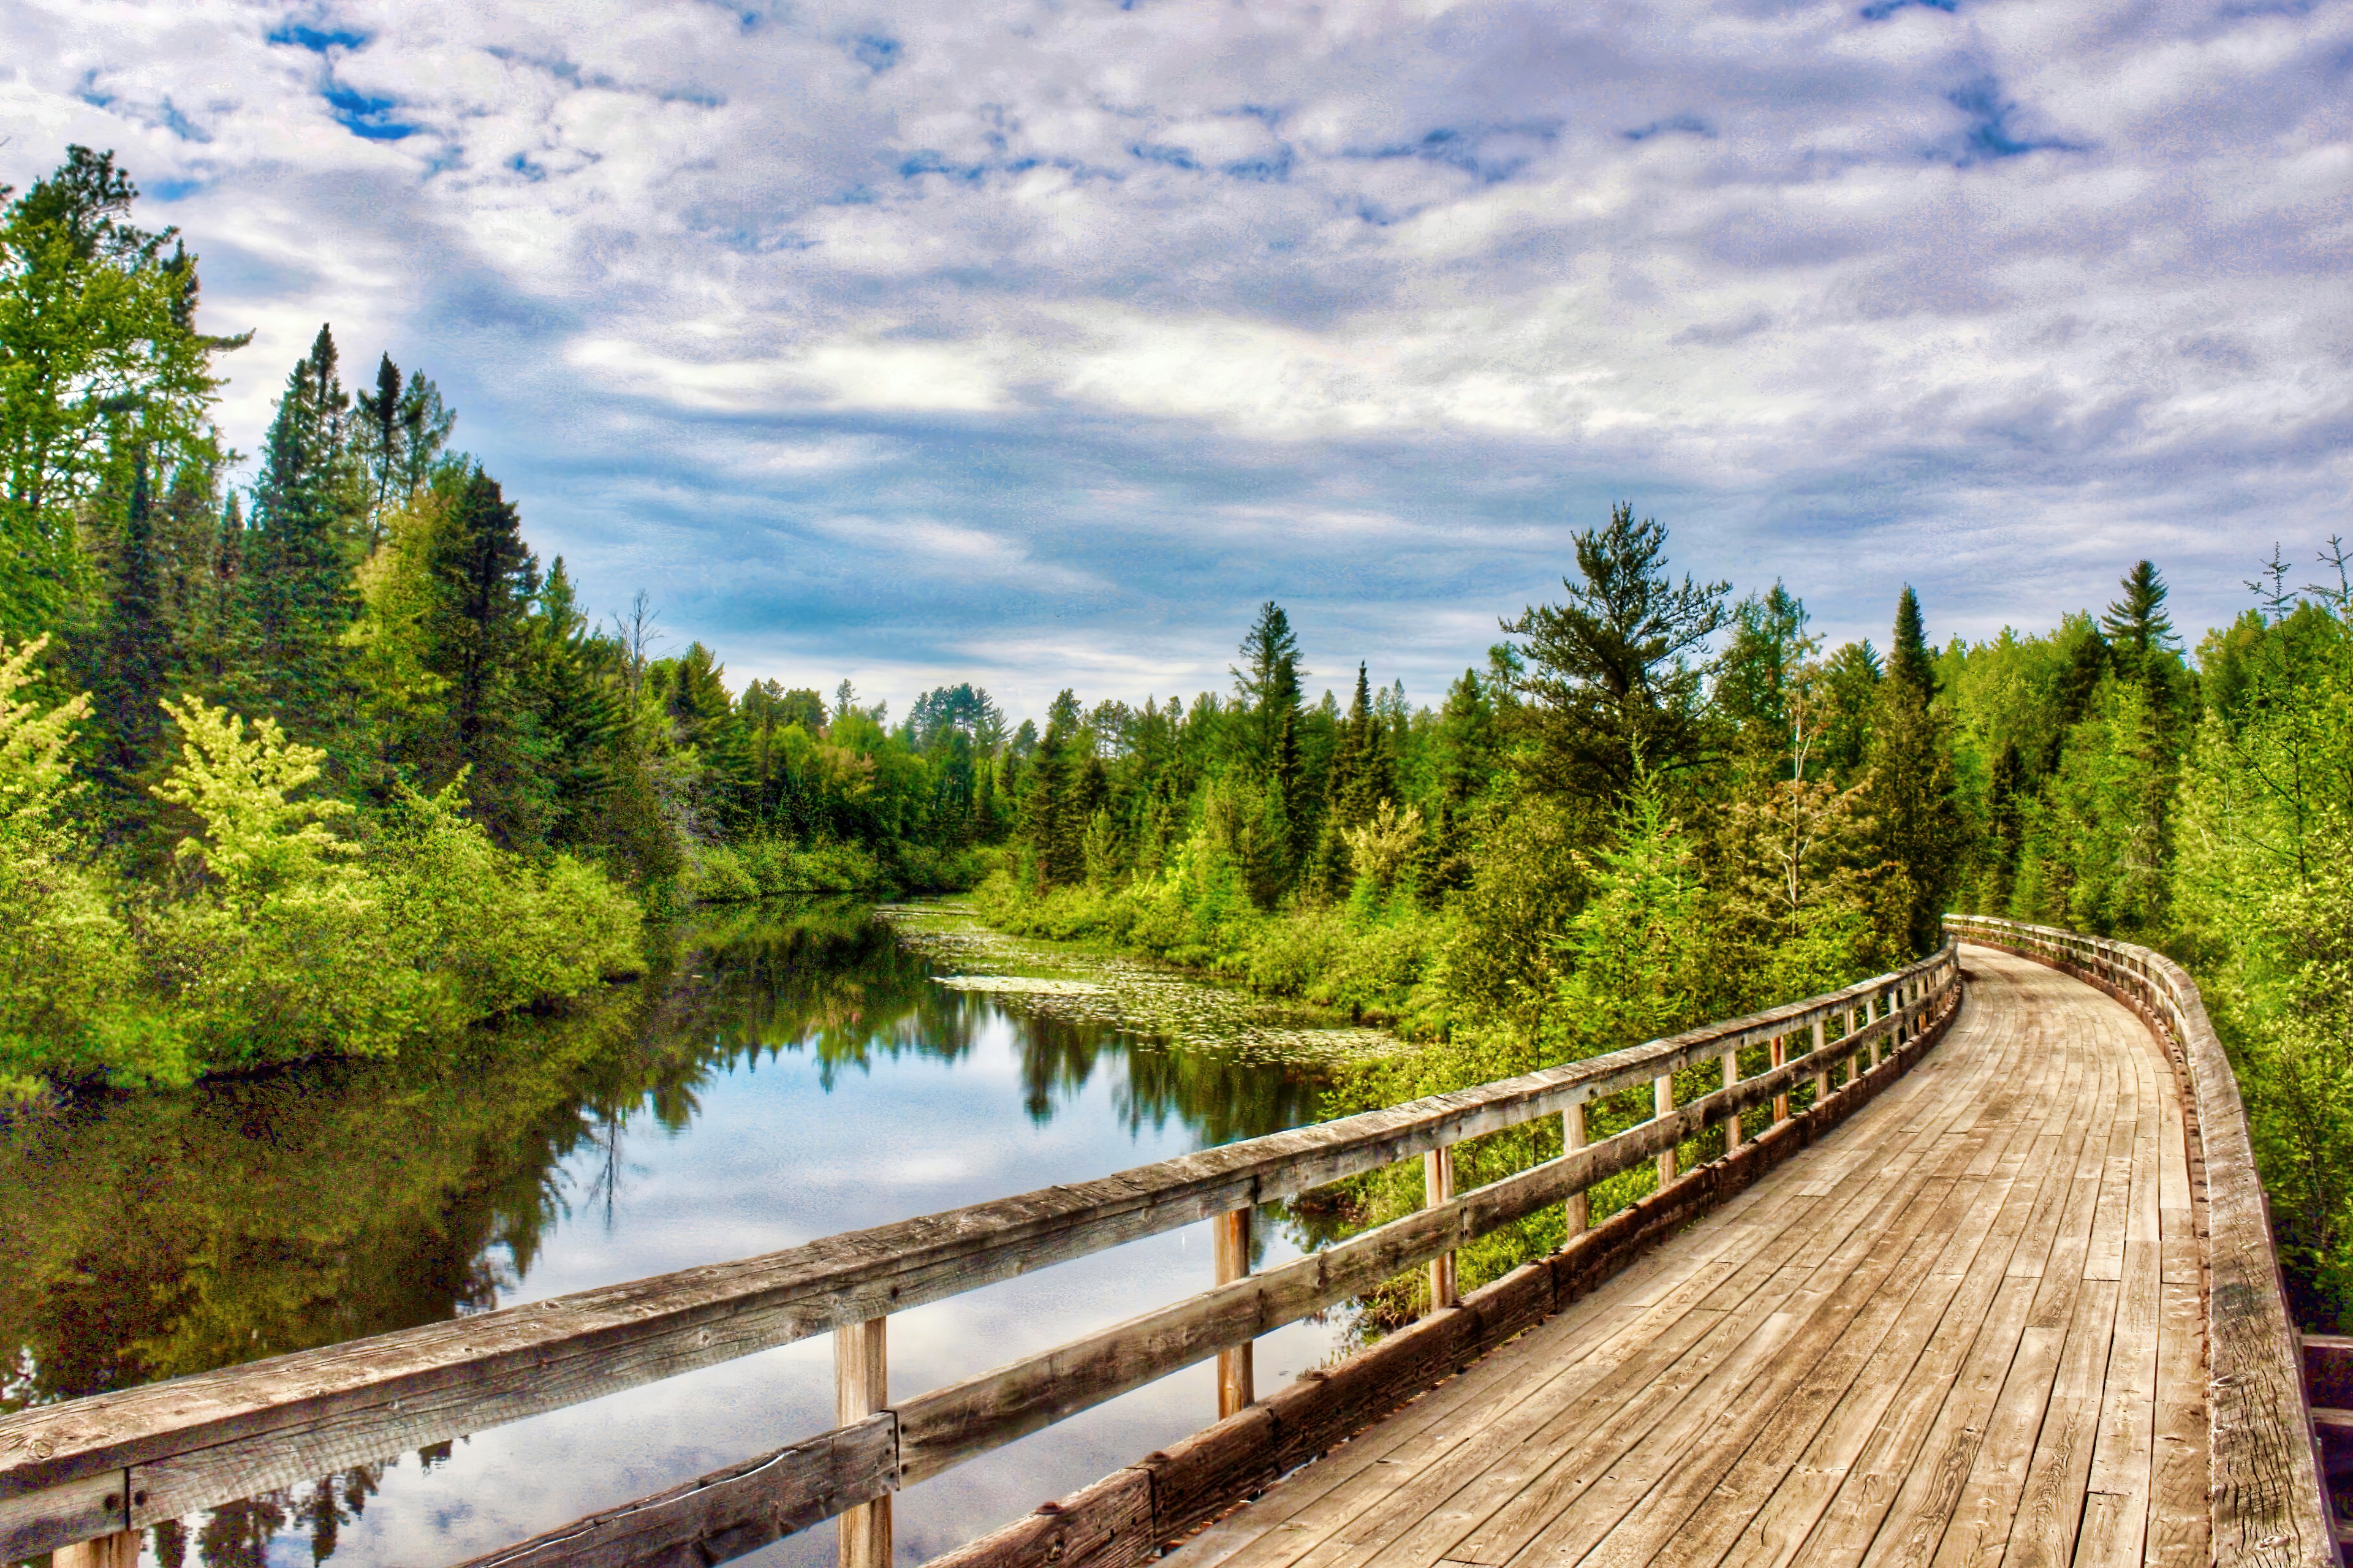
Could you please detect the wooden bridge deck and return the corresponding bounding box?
[1166,946,2208,1568]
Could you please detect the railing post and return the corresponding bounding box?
[1655,1073,1677,1187]
[1849,1004,1865,1083]
[55,1534,138,1568]
[1214,1208,1254,1414]
[1565,1101,1588,1235]
[1722,1048,1741,1149]
[1771,1032,1790,1123]
[836,1316,890,1568]
[1423,1148,1457,1311]
[1811,1014,1829,1104]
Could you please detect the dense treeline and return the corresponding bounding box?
[6,148,2347,1331]
[0,150,992,1099]
[979,521,2353,1329]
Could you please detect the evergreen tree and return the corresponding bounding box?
[238,325,363,739]
[1717,583,1819,776]
[1504,502,1728,809]
[1863,591,1965,954]
[354,352,402,547]
[1985,741,2025,909]
[522,558,624,847]
[1816,642,1882,784]
[396,370,455,498]
[1230,600,1303,774]
[1025,690,1083,887]
[1271,705,1304,878]
[430,468,537,756]
[1885,585,1936,699]
[2100,560,2181,685]
[99,445,159,744]
[1331,665,1394,824]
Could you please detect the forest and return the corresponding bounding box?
[6,147,2351,1328]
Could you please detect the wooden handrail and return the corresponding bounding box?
[0,947,1960,1564]
[1944,915,2339,1568]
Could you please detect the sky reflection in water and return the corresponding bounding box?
[1,900,1384,1567]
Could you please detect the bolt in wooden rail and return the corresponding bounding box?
[1,949,1960,1566]
[1944,915,2340,1568]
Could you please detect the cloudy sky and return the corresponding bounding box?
[5,0,2347,718]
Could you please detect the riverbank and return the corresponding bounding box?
[969,868,1456,1040]
[680,836,987,906]
[1,896,1383,1567]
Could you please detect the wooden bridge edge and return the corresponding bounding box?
[916,981,1965,1568]
[1946,922,2342,1568]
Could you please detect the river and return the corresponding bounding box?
[1,900,1400,1568]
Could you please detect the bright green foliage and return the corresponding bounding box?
[0,635,161,1096]
[154,695,358,898]
[0,149,230,638]
[143,698,642,1069]
[1543,776,1718,1056]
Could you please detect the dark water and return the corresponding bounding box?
[2,901,1392,1567]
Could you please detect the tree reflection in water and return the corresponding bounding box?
[0,898,1344,1565]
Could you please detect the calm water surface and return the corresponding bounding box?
[2,900,1396,1567]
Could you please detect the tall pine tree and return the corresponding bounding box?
[427,466,540,836]
[1504,502,1728,812]
[1864,587,1965,955]
[238,324,363,741]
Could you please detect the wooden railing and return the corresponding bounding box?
[1945,915,2341,1568]
[2,946,1961,1568]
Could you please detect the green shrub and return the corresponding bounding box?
[0,666,646,1098]
[684,841,761,904]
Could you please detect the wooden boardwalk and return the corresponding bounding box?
[1165,946,2209,1568]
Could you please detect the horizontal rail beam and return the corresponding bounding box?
[456,975,1962,1568]
[0,949,1955,1561]
[1944,916,2335,1568]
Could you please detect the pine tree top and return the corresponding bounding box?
[1887,586,1935,697]
[2100,560,2180,657]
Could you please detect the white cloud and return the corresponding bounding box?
[3,0,2346,718]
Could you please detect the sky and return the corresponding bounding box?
[4,0,2349,722]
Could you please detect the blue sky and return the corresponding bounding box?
[5,0,2348,721]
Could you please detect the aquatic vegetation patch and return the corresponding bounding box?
[879,902,1406,1067]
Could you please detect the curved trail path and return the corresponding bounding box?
[1165,946,2207,1568]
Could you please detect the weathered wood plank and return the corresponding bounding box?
[923,1468,1158,1568]
[2150,1237,2213,1568]
[896,1037,1926,1485]
[0,1467,122,1563]
[943,970,1969,1568]
[1706,963,2047,1568]
[837,1317,891,1568]
[445,1413,896,1568]
[1950,918,2336,1568]
[0,954,1953,1546]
